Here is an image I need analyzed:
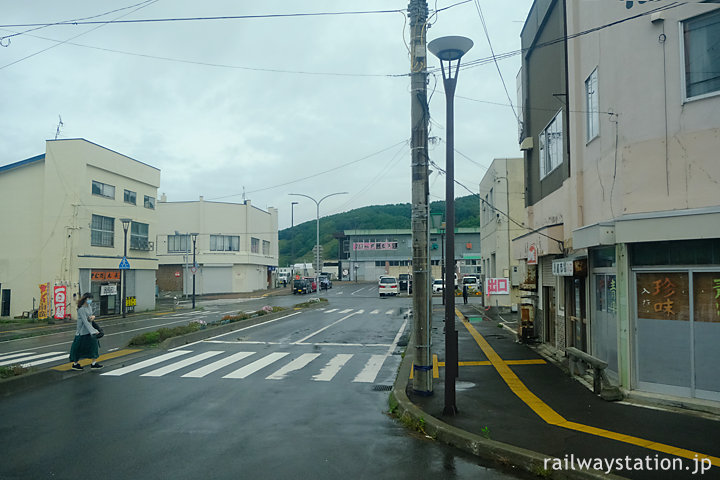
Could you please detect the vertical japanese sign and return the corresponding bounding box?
[692,272,720,323]
[38,283,51,320]
[53,286,67,320]
[636,273,689,320]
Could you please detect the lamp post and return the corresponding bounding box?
[429,35,473,416]
[289,192,348,289]
[190,233,198,308]
[120,218,132,318]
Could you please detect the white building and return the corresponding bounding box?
[155,197,278,295]
[478,157,524,310]
[0,139,160,318]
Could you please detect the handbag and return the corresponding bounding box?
[91,320,104,339]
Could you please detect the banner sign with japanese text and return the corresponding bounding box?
[53,285,67,320]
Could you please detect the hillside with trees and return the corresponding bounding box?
[279,195,480,266]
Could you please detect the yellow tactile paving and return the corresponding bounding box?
[53,349,142,371]
[456,309,720,469]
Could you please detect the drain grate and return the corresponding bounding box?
[372,384,393,392]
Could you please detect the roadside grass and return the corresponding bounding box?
[0,364,31,379]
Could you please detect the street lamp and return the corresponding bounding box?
[190,233,198,308]
[429,35,473,416]
[289,192,348,290]
[120,218,132,318]
[291,201,299,273]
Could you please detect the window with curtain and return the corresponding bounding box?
[91,214,114,247]
[585,68,599,141]
[539,110,563,179]
[210,235,239,251]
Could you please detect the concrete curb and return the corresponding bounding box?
[390,331,627,480]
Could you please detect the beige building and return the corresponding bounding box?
[516,1,720,403]
[478,158,524,310]
[0,139,160,318]
[155,197,278,295]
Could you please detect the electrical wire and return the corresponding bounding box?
[207,140,409,201]
[430,159,565,248]
[473,0,520,125]
[0,0,160,70]
[0,8,406,29]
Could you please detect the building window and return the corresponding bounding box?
[144,195,155,209]
[91,214,114,247]
[210,235,239,251]
[251,237,260,254]
[682,9,720,100]
[124,189,137,205]
[262,240,271,255]
[585,68,599,142]
[91,180,115,199]
[539,110,563,179]
[168,234,189,253]
[130,222,149,250]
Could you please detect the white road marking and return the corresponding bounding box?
[102,350,192,376]
[141,351,224,377]
[353,355,386,383]
[0,352,36,362]
[371,309,380,314]
[181,352,255,378]
[351,287,365,295]
[385,310,394,315]
[266,353,321,380]
[0,351,63,367]
[325,309,338,313]
[313,354,353,382]
[222,352,289,379]
[338,308,353,314]
[22,354,69,367]
[293,311,359,344]
[171,311,302,350]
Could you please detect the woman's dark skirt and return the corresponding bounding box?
[69,334,99,362]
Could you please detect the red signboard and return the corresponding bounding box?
[53,286,67,320]
[527,244,538,265]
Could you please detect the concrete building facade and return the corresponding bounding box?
[0,139,160,318]
[479,158,525,310]
[155,198,279,296]
[515,0,720,404]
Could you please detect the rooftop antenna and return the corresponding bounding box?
[55,115,64,140]
[242,186,246,203]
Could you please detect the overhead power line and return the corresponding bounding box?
[0,8,406,29]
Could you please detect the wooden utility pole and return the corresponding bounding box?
[409,0,432,395]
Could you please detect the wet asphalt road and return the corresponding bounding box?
[0,283,526,479]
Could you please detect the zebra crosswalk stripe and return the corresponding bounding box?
[102,350,192,376]
[266,353,321,380]
[0,352,64,367]
[222,352,289,379]
[182,351,255,378]
[325,308,338,313]
[353,354,387,383]
[312,354,353,382]
[370,309,380,314]
[141,351,224,377]
[23,354,68,367]
[338,308,353,314]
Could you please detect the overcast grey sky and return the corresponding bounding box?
[1,1,532,229]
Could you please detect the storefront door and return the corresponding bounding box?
[634,269,720,401]
[90,270,121,316]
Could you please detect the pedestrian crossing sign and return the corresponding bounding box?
[119,257,130,269]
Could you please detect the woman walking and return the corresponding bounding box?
[69,292,103,370]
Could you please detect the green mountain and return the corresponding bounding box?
[279,195,480,266]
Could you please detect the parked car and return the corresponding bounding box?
[462,275,480,292]
[293,279,310,295]
[432,279,444,293]
[378,276,399,297]
[398,273,412,292]
[303,277,317,292]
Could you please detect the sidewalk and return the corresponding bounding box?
[392,300,720,480]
